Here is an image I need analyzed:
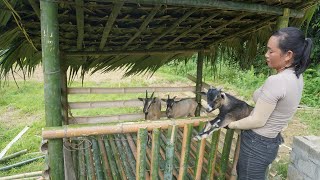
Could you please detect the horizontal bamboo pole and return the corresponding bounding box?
[68,86,196,94]
[43,118,208,139]
[124,0,304,18]
[0,149,28,163]
[68,113,146,124]
[0,156,45,171]
[65,49,211,57]
[69,100,143,109]
[0,171,42,180]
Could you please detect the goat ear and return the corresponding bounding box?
[221,93,226,99]
[161,98,167,102]
[138,97,144,101]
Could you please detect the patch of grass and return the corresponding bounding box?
[296,110,320,135]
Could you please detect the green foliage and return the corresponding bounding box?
[301,66,320,107]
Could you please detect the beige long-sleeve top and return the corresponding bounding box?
[228,68,303,138]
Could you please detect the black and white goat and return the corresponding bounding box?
[193,88,253,140]
[138,91,161,120]
[164,95,198,118]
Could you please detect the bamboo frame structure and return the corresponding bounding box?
[195,51,203,116]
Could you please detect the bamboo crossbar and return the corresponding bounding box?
[68,86,196,94]
[43,118,208,139]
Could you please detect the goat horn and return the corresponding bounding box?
[146,90,148,98]
[150,92,154,99]
[168,95,170,99]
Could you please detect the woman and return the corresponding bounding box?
[227,27,313,179]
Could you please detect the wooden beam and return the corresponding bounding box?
[124,0,304,18]
[276,8,290,29]
[186,13,248,48]
[42,118,207,139]
[99,2,124,50]
[65,49,209,56]
[75,0,84,50]
[122,5,162,49]
[145,8,198,49]
[163,13,220,49]
[195,51,203,116]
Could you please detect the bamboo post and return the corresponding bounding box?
[60,58,68,125]
[194,122,207,180]
[164,126,177,180]
[230,135,241,180]
[159,133,179,178]
[103,136,120,179]
[40,0,64,179]
[195,51,204,116]
[193,122,205,175]
[84,140,94,180]
[72,141,79,179]
[88,141,97,180]
[218,129,235,180]
[78,141,86,180]
[150,128,160,180]
[136,128,148,180]
[97,136,113,179]
[206,130,221,180]
[91,138,105,180]
[0,149,28,163]
[276,8,290,29]
[109,135,128,179]
[177,124,193,180]
[115,134,135,180]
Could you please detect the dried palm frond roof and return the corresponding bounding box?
[0,0,319,79]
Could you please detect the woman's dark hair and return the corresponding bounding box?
[272,27,312,78]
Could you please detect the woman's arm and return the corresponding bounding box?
[228,98,276,129]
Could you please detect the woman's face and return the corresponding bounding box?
[265,36,291,73]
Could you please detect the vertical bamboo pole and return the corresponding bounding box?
[40,1,64,179]
[88,141,97,180]
[164,126,177,180]
[84,140,94,180]
[103,136,120,179]
[194,123,206,180]
[177,124,193,180]
[60,57,68,125]
[92,138,105,180]
[276,8,290,29]
[206,130,221,180]
[97,136,113,179]
[136,128,148,180]
[195,51,204,116]
[150,128,160,180]
[230,135,241,180]
[115,134,135,180]
[218,129,234,180]
[193,122,205,175]
[78,141,86,180]
[120,134,136,176]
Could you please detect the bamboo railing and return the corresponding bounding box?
[51,75,242,179]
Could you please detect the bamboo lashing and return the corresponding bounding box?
[42,118,207,139]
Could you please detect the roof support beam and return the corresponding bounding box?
[163,13,220,49]
[124,0,304,18]
[65,48,209,57]
[145,8,198,49]
[75,0,84,50]
[99,2,124,50]
[186,13,248,48]
[122,5,162,49]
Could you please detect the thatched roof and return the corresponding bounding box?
[0,0,318,79]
